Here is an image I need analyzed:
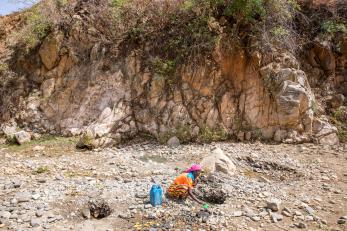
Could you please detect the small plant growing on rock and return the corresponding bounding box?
[321,20,347,35]
[198,127,229,143]
[35,166,49,174]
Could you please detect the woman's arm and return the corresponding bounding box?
[188,188,204,204]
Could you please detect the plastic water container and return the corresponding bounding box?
[150,184,163,207]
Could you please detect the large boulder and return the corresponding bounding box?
[0,122,17,140]
[200,147,236,175]
[14,131,31,144]
[312,117,339,145]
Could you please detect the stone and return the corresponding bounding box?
[251,216,261,221]
[36,210,44,218]
[283,210,291,217]
[200,147,236,175]
[337,219,346,224]
[232,211,243,217]
[295,222,307,229]
[32,194,41,200]
[318,133,339,145]
[266,198,281,212]
[270,213,283,223]
[0,211,11,219]
[14,131,31,144]
[1,123,17,140]
[30,218,40,227]
[274,129,287,142]
[303,204,315,215]
[245,132,252,141]
[81,208,91,219]
[167,136,180,147]
[237,131,245,141]
[16,192,31,203]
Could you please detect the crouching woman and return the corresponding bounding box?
[167,164,204,204]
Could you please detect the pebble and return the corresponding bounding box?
[270,213,283,223]
[266,198,281,212]
[16,193,31,203]
[0,211,11,219]
[32,194,41,200]
[81,208,91,219]
[30,218,40,227]
[337,219,346,224]
[232,211,243,217]
[295,222,307,229]
[251,216,261,221]
[282,210,291,217]
[35,210,44,217]
[10,198,18,205]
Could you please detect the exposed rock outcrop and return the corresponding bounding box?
[0,0,344,147]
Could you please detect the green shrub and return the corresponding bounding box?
[270,26,289,37]
[35,166,50,174]
[111,0,127,7]
[224,0,266,23]
[158,125,194,144]
[22,6,52,49]
[0,63,8,74]
[198,127,229,143]
[321,20,347,34]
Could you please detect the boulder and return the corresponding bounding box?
[167,136,180,147]
[14,131,31,144]
[200,147,236,175]
[274,129,287,142]
[318,133,339,145]
[0,121,17,139]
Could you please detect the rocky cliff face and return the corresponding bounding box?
[0,0,345,147]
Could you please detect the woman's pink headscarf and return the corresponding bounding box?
[185,164,202,173]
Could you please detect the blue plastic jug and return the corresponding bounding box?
[150,184,163,207]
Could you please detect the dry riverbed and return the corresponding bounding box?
[0,137,346,231]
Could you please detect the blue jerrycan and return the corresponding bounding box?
[150,184,163,207]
